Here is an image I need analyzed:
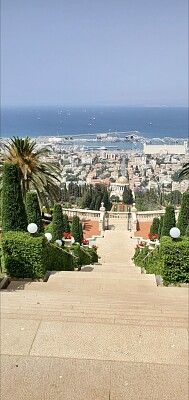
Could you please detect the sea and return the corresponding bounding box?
[1,106,188,151]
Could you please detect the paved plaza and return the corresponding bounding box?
[1,220,188,399]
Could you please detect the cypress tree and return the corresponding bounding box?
[1,163,27,233]
[52,203,64,241]
[150,217,160,235]
[63,214,70,233]
[177,192,189,236]
[72,215,81,243]
[79,222,84,242]
[161,205,176,237]
[122,186,133,205]
[158,215,164,238]
[26,191,44,233]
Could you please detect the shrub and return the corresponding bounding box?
[2,231,46,279]
[43,244,75,271]
[177,192,189,235]
[87,248,99,263]
[145,247,163,275]
[52,203,64,241]
[150,218,160,235]
[71,244,91,266]
[44,221,54,235]
[26,191,44,233]
[72,215,81,244]
[160,236,189,285]
[63,214,70,233]
[185,224,189,237]
[158,215,164,238]
[1,163,27,233]
[161,205,176,237]
[133,246,150,269]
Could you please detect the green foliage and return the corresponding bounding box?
[62,214,70,233]
[44,221,54,235]
[52,203,64,241]
[43,244,75,271]
[160,236,189,285]
[177,192,189,235]
[133,246,150,269]
[158,216,164,238]
[150,217,160,235]
[26,191,44,233]
[71,244,91,266]
[135,189,160,211]
[79,222,83,242]
[185,224,189,237]
[72,215,81,244]
[2,231,75,278]
[87,248,99,263]
[1,163,28,234]
[145,248,163,275]
[122,186,133,205]
[161,205,176,236]
[2,231,46,279]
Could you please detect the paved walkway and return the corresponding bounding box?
[1,222,188,399]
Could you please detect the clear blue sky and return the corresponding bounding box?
[1,0,188,106]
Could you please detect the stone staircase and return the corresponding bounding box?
[1,226,188,399]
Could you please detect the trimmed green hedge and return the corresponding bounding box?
[87,248,99,263]
[2,231,75,278]
[71,244,91,266]
[160,236,189,285]
[2,231,46,279]
[43,244,75,271]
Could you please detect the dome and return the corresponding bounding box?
[117,176,128,184]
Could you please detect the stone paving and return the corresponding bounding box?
[1,222,188,399]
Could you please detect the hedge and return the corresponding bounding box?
[71,244,91,266]
[52,203,64,241]
[87,248,99,263]
[2,231,76,278]
[2,231,46,279]
[160,236,189,285]
[43,244,75,271]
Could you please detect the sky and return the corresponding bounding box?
[1,0,188,107]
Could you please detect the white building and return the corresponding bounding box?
[110,176,129,200]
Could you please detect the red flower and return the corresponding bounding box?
[82,239,89,245]
[92,245,98,250]
[63,232,72,239]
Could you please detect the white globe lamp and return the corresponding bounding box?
[170,227,180,239]
[55,239,62,246]
[27,223,38,234]
[45,232,52,241]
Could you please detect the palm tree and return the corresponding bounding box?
[179,163,189,180]
[0,136,61,209]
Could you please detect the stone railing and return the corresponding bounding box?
[137,209,179,222]
[62,208,100,220]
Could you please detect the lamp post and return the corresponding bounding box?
[27,223,38,235]
[170,227,180,241]
[45,232,52,242]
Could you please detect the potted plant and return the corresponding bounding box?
[82,239,89,248]
[63,232,72,247]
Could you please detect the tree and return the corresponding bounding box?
[150,218,160,235]
[122,186,133,205]
[1,163,28,233]
[79,222,84,242]
[0,136,61,209]
[161,205,176,237]
[158,216,164,238]
[102,190,112,211]
[52,203,64,241]
[179,164,189,180]
[72,215,81,244]
[81,191,92,208]
[177,191,189,235]
[62,214,70,233]
[26,191,44,233]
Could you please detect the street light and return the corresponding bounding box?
[45,232,52,241]
[27,223,38,234]
[170,227,180,240]
[55,239,62,246]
